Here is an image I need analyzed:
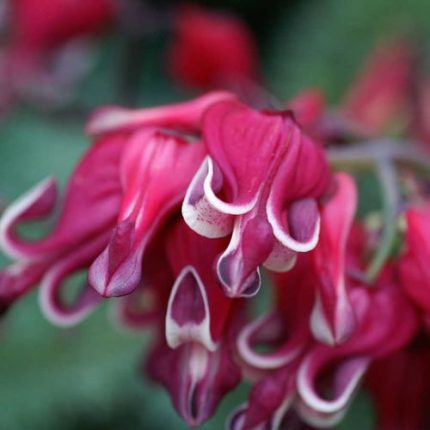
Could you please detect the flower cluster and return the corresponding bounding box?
[2,37,430,430]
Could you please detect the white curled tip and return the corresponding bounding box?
[39,267,102,327]
[237,314,303,369]
[310,292,356,346]
[267,200,320,253]
[166,265,217,352]
[204,157,258,216]
[86,91,237,136]
[0,177,57,260]
[297,353,369,420]
[182,157,234,238]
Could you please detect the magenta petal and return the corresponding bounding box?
[90,131,205,297]
[166,266,216,351]
[39,233,108,326]
[146,340,241,427]
[310,172,358,345]
[297,351,370,428]
[267,130,330,252]
[0,135,124,260]
[88,219,143,297]
[182,157,234,238]
[0,261,49,313]
[237,313,306,369]
[216,210,273,298]
[203,99,288,213]
[86,91,236,136]
[0,177,58,259]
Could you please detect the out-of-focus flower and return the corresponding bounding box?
[366,337,430,430]
[167,5,258,90]
[341,38,413,135]
[183,98,331,298]
[231,260,418,430]
[0,0,115,111]
[399,204,430,321]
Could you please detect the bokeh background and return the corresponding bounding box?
[1,0,430,428]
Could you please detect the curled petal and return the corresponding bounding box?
[237,313,305,370]
[166,266,216,351]
[310,172,357,345]
[86,91,236,136]
[39,232,109,326]
[203,100,289,214]
[266,127,329,253]
[166,220,233,342]
[297,351,370,427]
[90,131,205,297]
[0,135,124,261]
[216,211,273,298]
[182,157,234,238]
[0,261,49,313]
[0,177,58,259]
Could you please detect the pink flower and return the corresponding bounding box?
[231,265,418,430]
[167,5,258,89]
[0,92,233,321]
[399,204,430,320]
[366,338,430,430]
[183,98,331,297]
[0,0,115,110]
[144,220,243,426]
[342,38,413,134]
[310,172,358,345]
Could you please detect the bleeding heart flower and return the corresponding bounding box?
[144,220,243,426]
[183,98,331,298]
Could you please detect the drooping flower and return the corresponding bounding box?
[183,98,331,298]
[232,263,418,430]
[144,220,243,426]
[167,5,258,90]
[0,92,234,320]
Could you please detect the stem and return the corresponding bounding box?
[328,139,430,176]
[365,158,400,282]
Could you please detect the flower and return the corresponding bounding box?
[399,204,430,322]
[341,38,413,135]
[143,220,243,426]
[183,98,331,297]
[0,0,115,111]
[167,5,258,90]
[0,92,234,320]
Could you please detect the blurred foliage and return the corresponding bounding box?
[3,0,430,428]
